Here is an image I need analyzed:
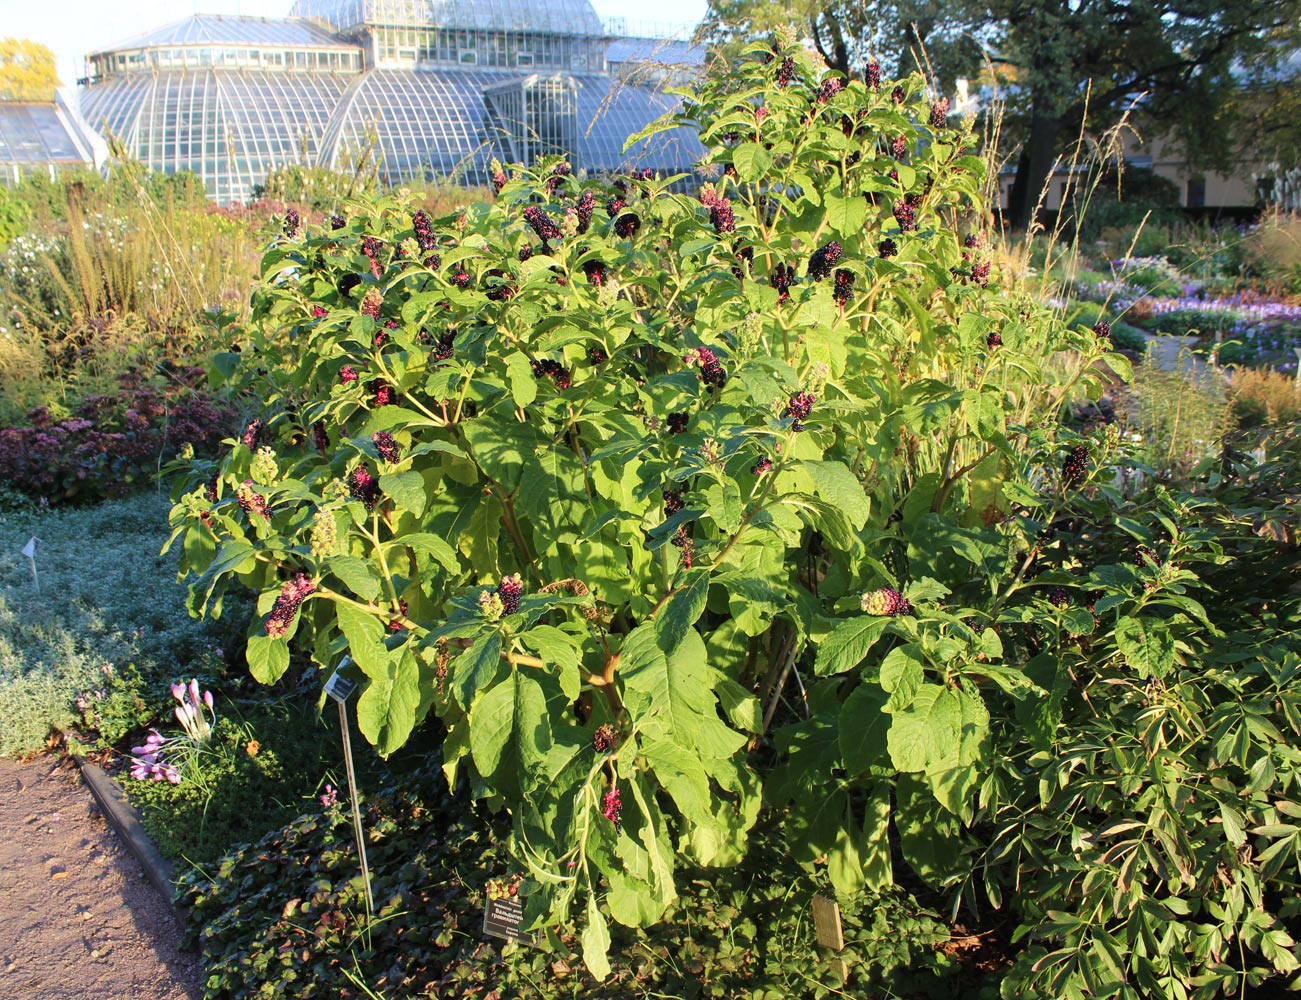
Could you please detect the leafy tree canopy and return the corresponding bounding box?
[700,1,1301,227]
[0,38,59,103]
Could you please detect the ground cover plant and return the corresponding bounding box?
[165,34,1301,999]
[0,493,241,757]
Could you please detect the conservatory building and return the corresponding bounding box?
[77,0,703,204]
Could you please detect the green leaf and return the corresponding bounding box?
[655,568,710,653]
[582,894,612,981]
[452,631,503,709]
[1115,616,1175,678]
[522,625,583,701]
[732,142,771,183]
[246,634,290,684]
[356,645,422,755]
[336,602,386,676]
[468,671,550,795]
[505,352,538,407]
[839,683,889,773]
[886,683,958,774]
[823,191,867,238]
[378,471,426,517]
[814,616,888,677]
[398,532,460,573]
[329,555,380,602]
[801,460,870,529]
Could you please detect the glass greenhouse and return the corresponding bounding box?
[0,93,106,185]
[77,1,703,203]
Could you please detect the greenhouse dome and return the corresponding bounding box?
[76,6,702,204]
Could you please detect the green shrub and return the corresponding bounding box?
[166,34,1301,998]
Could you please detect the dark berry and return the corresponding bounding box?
[865,59,881,90]
[372,431,399,463]
[265,572,314,638]
[496,574,523,615]
[666,412,689,434]
[833,269,855,307]
[1062,445,1089,488]
[878,238,898,258]
[807,241,842,280]
[524,205,561,242]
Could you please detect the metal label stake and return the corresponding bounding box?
[326,659,373,916]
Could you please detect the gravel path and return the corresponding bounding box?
[0,754,203,1000]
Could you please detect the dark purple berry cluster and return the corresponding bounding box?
[284,208,300,237]
[686,346,727,389]
[892,84,906,104]
[701,189,736,235]
[878,237,898,258]
[524,205,561,242]
[602,782,623,829]
[1093,320,1111,341]
[784,390,815,430]
[349,465,381,510]
[769,262,796,303]
[1062,445,1089,488]
[491,166,508,195]
[751,456,772,475]
[361,236,385,279]
[434,330,456,360]
[545,161,572,194]
[330,214,346,230]
[531,358,572,390]
[987,331,1003,349]
[449,268,472,289]
[583,260,608,285]
[587,345,608,365]
[929,97,949,130]
[237,480,268,518]
[313,420,329,454]
[241,418,262,451]
[372,431,399,463]
[893,195,919,233]
[593,723,618,753]
[663,488,684,515]
[575,190,595,234]
[496,574,523,615]
[412,210,437,253]
[613,210,641,239]
[807,241,842,280]
[891,135,908,160]
[205,475,219,503]
[1048,587,1070,609]
[265,572,314,638]
[340,365,358,384]
[866,59,881,90]
[372,380,395,407]
[361,287,383,319]
[833,269,855,307]
[776,56,796,87]
[666,412,689,434]
[816,77,845,104]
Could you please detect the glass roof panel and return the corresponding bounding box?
[0,103,94,165]
[92,15,350,58]
[289,0,604,36]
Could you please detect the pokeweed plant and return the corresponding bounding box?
[165,36,1125,978]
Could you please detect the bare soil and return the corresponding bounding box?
[0,754,203,1000]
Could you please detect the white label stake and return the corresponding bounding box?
[20,537,39,592]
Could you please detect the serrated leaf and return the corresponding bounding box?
[814,616,888,676]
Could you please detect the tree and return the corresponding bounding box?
[0,38,59,103]
[700,1,1301,228]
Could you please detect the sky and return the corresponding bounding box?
[7,0,710,90]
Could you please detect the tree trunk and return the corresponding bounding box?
[1006,111,1063,231]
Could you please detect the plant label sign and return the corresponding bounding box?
[324,663,358,704]
[812,895,845,951]
[483,892,541,948]
[20,536,39,591]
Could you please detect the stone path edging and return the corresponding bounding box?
[61,732,181,922]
